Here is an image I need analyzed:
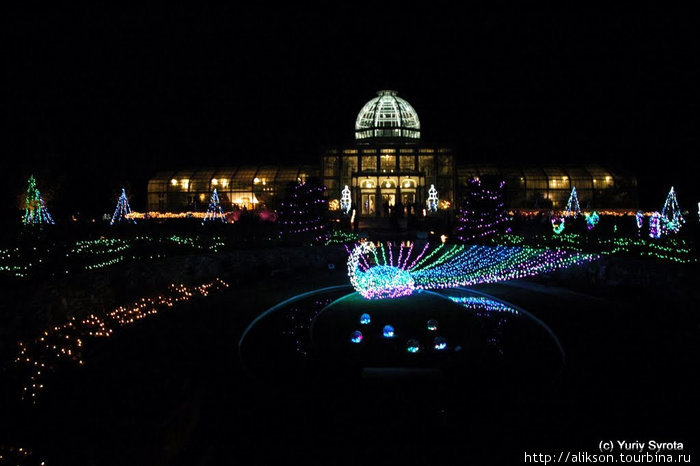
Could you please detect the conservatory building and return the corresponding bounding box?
[146,89,636,213]
[321,90,457,217]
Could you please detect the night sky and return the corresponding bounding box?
[4,5,699,216]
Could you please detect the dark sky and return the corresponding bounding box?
[3,4,699,214]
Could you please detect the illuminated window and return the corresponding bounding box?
[380,155,396,171]
[400,156,415,171]
[419,156,434,176]
[361,155,377,171]
[171,179,178,186]
[344,157,358,177]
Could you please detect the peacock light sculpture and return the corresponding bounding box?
[347,241,597,300]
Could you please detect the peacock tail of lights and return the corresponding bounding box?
[347,241,598,300]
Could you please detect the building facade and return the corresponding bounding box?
[322,91,456,216]
[147,166,317,212]
[147,89,637,213]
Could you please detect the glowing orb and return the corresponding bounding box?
[426,319,438,331]
[382,325,395,338]
[406,339,421,353]
[350,331,363,343]
[354,265,415,300]
[360,313,371,325]
[433,336,447,350]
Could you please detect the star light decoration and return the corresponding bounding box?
[347,241,597,300]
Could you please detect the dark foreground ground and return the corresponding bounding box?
[2,267,699,465]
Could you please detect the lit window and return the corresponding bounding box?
[212,178,218,185]
[171,179,177,186]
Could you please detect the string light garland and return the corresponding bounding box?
[487,232,697,264]
[325,229,359,245]
[110,188,136,225]
[22,175,54,226]
[13,279,229,404]
[449,296,520,314]
[347,241,597,300]
[0,235,226,279]
[202,188,226,224]
[0,446,45,465]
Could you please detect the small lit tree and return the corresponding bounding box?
[110,188,136,225]
[202,188,226,225]
[23,175,54,226]
[564,187,581,217]
[456,176,508,242]
[660,186,684,233]
[278,178,329,243]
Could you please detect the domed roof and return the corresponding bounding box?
[355,90,421,140]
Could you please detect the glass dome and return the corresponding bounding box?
[355,90,421,140]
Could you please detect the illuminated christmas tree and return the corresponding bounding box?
[456,177,509,242]
[202,188,226,224]
[564,187,581,217]
[22,175,54,225]
[110,188,136,225]
[660,186,684,233]
[278,178,329,243]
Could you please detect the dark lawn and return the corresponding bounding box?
[3,268,698,465]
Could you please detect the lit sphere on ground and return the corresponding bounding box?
[406,339,421,353]
[350,331,363,343]
[433,336,447,351]
[360,313,371,325]
[382,325,395,338]
[427,319,438,331]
